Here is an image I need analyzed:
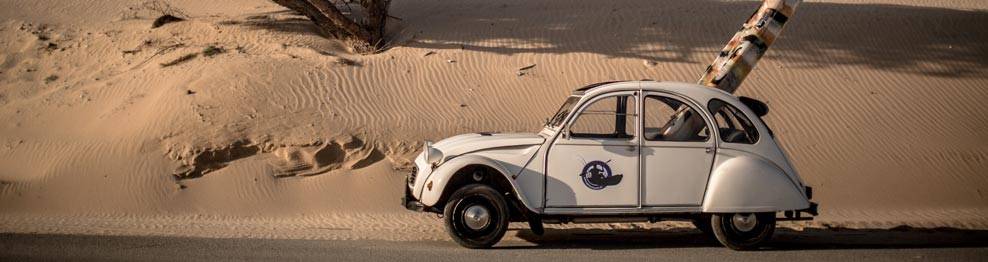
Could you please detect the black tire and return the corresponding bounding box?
[691,215,714,239]
[710,213,776,250]
[442,184,509,249]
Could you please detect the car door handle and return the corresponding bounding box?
[627,146,637,152]
[705,147,714,153]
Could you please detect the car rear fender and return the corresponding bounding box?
[702,151,810,212]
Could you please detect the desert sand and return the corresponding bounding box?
[1,0,986,241]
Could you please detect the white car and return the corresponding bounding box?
[403,81,817,250]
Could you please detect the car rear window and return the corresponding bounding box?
[708,99,759,144]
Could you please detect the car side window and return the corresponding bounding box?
[643,95,709,142]
[708,99,759,144]
[568,95,636,139]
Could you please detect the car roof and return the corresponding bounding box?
[574,80,737,104]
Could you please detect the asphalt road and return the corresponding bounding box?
[3,228,987,261]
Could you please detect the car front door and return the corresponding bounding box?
[640,93,715,206]
[545,91,640,208]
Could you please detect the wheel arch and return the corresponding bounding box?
[420,155,536,218]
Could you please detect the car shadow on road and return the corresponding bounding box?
[504,226,988,250]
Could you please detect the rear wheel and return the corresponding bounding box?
[710,213,776,250]
[442,184,509,249]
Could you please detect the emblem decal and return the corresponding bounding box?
[579,160,623,190]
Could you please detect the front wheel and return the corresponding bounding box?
[710,213,776,250]
[442,184,509,249]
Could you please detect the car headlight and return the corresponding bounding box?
[423,141,443,165]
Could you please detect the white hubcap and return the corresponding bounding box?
[732,213,758,232]
[463,205,491,230]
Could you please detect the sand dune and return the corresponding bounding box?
[1,0,987,240]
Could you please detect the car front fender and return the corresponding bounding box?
[419,155,534,211]
[702,152,810,212]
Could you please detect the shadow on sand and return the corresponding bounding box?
[241,0,986,78]
[505,226,988,250]
[395,0,987,78]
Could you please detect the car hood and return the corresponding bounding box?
[431,132,545,157]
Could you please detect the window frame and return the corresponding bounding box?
[564,92,639,140]
[707,98,760,144]
[545,95,582,129]
[641,94,711,143]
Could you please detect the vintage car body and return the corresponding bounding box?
[403,81,817,250]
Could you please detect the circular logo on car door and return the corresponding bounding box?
[580,160,623,190]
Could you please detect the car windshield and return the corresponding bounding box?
[545,96,581,128]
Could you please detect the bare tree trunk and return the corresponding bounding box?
[660,0,802,140]
[305,0,372,42]
[698,0,802,93]
[360,0,389,46]
[270,0,389,53]
[271,0,344,38]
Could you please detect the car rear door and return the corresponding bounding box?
[640,92,715,206]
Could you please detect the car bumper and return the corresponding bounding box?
[781,186,818,221]
[804,201,819,216]
[803,186,818,216]
[402,184,427,212]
